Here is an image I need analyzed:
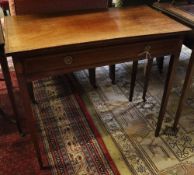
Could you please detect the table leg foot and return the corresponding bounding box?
[155,127,160,137]
[0,109,26,136]
[0,108,15,123]
[40,165,52,170]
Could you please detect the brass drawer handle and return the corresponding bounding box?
[64,56,73,65]
[138,45,152,59]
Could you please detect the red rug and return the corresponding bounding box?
[0,72,119,175]
[0,71,51,175]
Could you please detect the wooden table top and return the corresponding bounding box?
[153,3,194,27]
[4,5,191,56]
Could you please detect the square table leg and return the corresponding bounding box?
[142,58,153,102]
[155,48,181,137]
[14,60,44,168]
[88,68,97,88]
[129,60,138,101]
[173,49,194,131]
[109,64,116,84]
[27,82,37,104]
[0,56,23,135]
[156,56,165,74]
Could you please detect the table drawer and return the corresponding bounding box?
[23,38,179,75]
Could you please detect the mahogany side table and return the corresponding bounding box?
[3,6,190,168]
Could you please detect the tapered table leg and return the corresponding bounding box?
[109,64,115,84]
[88,68,97,88]
[27,82,37,104]
[156,56,165,74]
[173,50,194,130]
[129,60,138,101]
[0,56,24,135]
[155,53,180,137]
[14,61,44,168]
[143,58,153,102]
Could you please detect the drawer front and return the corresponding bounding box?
[23,38,180,75]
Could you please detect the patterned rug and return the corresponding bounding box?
[32,76,119,175]
[1,46,194,175]
[0,59,119,174]
[71,45,194,175]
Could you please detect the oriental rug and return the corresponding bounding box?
[0,63,119,175]
[32,76,119,175]
[1,46,194,175]
[71,45,194,175]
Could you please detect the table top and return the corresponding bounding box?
[153,3,194,27]
[4,5,191,56]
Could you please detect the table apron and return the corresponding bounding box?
[19,38,181,81]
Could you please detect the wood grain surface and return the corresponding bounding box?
[4,6,190,56]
